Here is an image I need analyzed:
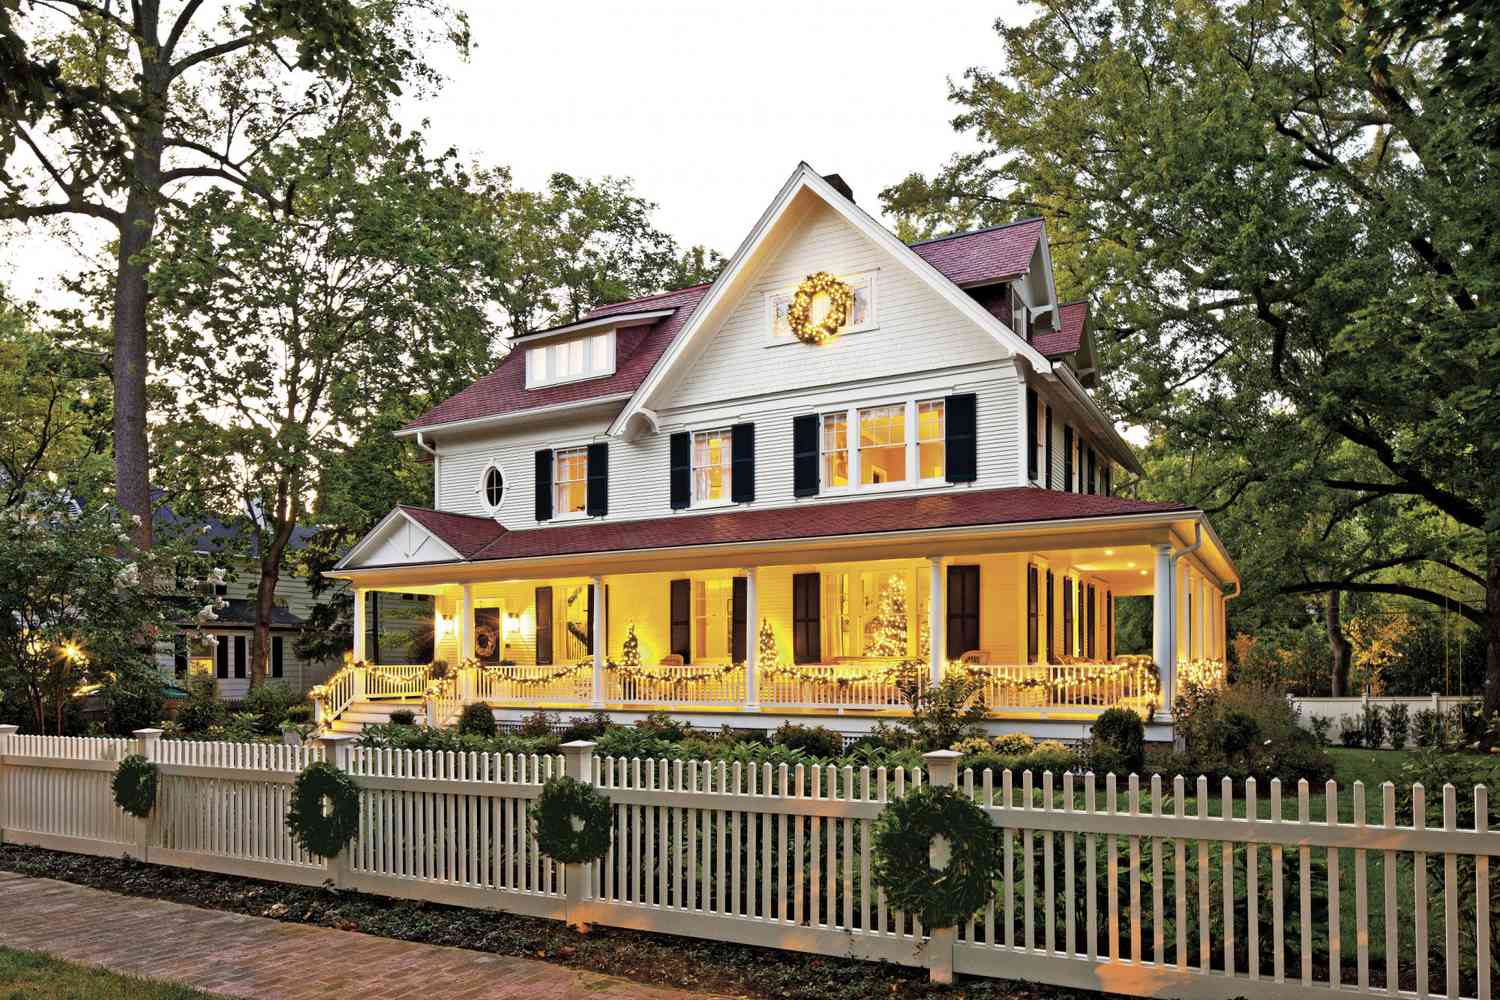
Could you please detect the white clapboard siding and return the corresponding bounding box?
[6,729,1497,1000]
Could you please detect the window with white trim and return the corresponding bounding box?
[480,463,505,510]
[691,428,732,504]
[524,331,615,388]
[552,447,588,516]
[766,271,877,342]
[820,398,946,494]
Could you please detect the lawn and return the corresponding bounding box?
[0,947,223,999]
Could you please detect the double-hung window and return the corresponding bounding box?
[525,332,615,388]
[691,428,732,504]
[552,447,589,516]
[820,398,946,494]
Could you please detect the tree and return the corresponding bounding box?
[884,0,1500,730]
[0,0,468,547]
[149,113,505,688]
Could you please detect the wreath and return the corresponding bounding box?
[286,761,361,859]
[474,627,498,659]
[111,754,158,819]
[872,785,1002,928]
[786,271,855,345]
[529,776,613,864]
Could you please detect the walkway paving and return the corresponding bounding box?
[0,872,729,1000]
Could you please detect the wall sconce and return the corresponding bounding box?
[435,614,454,640]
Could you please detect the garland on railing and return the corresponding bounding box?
[973,658,1161,696]
[1178,657,1227,690]
[461,658,588,687]
[609,660,742,684]
[760,659,924,687]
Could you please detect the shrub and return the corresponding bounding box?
[240,681,301,735]
[635,711,691,741]
[1175,682,1333,784]
[1448,703,1487,749]
[1021,745,1081,774]
[1091,708,1145,773]
[1308,715,1333,745]
[459,702,498,738]
[593,725,679,762]
[1360,704,1387,749]
[283,703,313,725]
[175,673,224,733]
[1386,704,1411,750]
[1414,707,1444,748]
[98,669,167,735]
[388,709,416,726]
[950,736,995,755]
[992,732,1035,755]
[560,711,612,743]
[895,668,988,750]
[516,709,555,738]
[1338,716,1365,748]
[772,722,842,759]
[1033,739,1070,754]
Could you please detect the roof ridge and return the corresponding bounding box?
[907,217,1044,248]
[587,282,712,314]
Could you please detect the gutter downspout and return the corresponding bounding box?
[415,431,439,508]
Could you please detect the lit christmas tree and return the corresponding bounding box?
[621,624,641,667]
[757,618,779,665]
[864,574,910,657]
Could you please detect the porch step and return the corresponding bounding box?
[328,700,427,734]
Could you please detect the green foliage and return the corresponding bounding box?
[1177,684,1333,784]
[1090,708,1145,774]
[457,702,497,739]
[771,722,842,759]
[174,675,224,734]
[1308,715,1333,745]
[355,723,558,757]
[238,681,301,735]
[97,667,167,737]
[286,762,360,859]
[1360,705,1388,749]
[110,754,158,819]
[1340,717,1366,748]
[872,785,1002,928]
[893,668,988,751]
[529,777,613,864]
[516,709,556,738]
[592,725,678,762]
[1386,704,1411,750]
[560,711,611,743]
[1414,708,1445,748]
[387,709,415,726]
[635,710,691,742]
[992,732,1035,755]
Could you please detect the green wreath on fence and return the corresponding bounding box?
[530,776,613,864]
[286,761,361,859]
[111,754,158,819]
[872,785,1002,929]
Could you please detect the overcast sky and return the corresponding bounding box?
[1,0,1026,305]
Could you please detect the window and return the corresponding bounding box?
[482,465,504,509]
[524,331,615,388]
[563,584,592,660]
[271,636,284,679]
[859,404,906,485]
[691,428,732,504]
[916,400,945,480]
[821,412,850,488]
[552,447,588,516]
[768,271,877,342]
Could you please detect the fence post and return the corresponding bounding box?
[923,748,962,985]
[560,739,596,932]
[133,728,162,862]
[0,724,16,847]
[318,734,358,888]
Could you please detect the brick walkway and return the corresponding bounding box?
[0,872,729,999]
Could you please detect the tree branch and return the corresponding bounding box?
[1279,580,1484,628]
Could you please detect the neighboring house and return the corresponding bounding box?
[155,507,343,700]
[324,164,1238,739]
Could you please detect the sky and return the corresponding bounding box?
[2,0,1026,303]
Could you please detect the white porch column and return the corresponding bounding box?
[460,584,475,663]
[590,576,605,708]
[928,556,944,687]
[1152,545,1176,713]
[744,568,760,708]
[352,587,367,663]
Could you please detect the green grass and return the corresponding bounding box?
[0,947,224,1000]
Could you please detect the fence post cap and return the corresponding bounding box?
[0,724,19,736]
[316,733,358,745]
[132,728,164,738]
[921,749,962,762]
[560,740,598,750]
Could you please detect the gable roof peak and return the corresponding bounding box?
[907,216,1046,248]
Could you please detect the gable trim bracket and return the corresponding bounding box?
[334,507,467,572]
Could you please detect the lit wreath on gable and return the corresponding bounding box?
[786,271,855,345]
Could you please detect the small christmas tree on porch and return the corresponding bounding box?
[757,618,778,665]
[621,624,641,667]
[864,574,910,657]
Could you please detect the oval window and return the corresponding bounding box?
[483,466,504,508]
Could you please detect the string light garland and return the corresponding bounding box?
[610,659,742,684]
[460,657,587,687]
[786,271,855,345]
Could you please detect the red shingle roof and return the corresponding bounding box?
[402,284,711,431]
[398,506,505,557]
[1035,300,1087,358]
[383,488,1189,568]
[909,219,1044,287]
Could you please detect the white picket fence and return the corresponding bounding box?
[1,723,1496,999]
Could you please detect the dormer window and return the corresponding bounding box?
[524,330,616,389]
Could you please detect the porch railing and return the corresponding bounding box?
[362,664,429,700]
[471,664,592,706]
[760,663,907,711]
[962,659,1160,714]
[605,664,746,707]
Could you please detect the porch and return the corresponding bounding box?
[318,518,1234,740]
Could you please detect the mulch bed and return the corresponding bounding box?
[0,844,1109,1000]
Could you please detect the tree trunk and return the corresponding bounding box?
[1484,547,1499,749]
[1327,589,1351,697]
[249,524,296,689]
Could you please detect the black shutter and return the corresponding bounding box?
[731,423,756,503]
[1044,405,1054,490]
[1063,426,1074,493]
[792,573,822,663]
[215,635,228,678]
[1045,569,1056,662]
[792,414,820,497]
[534,450,553,521]
[535,586,553,665]
[233,635,247,679]
[669,432,691,510]
[1106,590,1114,659]
[1025,386,1038,482]
[584,584,595,656]
[945,392,978,483]
[731,576,748,663]
[1026,564,1039,664]
[670,579,692,663]
[1063,578,1074,657]
[946,565,981,660]
[586,442,608,516]
[1087,583,1097,658]
[271,636,284,678]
